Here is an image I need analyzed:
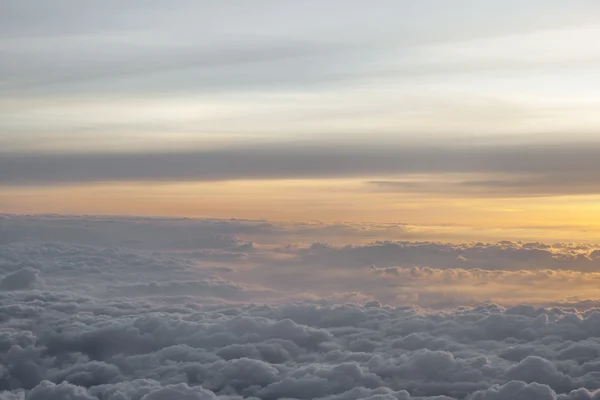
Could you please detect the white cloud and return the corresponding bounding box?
[3,215,600,399]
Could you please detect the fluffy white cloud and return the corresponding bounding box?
[4,290,600,399]
[3,215,600,399]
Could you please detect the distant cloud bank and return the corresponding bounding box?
[3,141,600,198]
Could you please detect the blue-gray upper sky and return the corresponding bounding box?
[2,0,600,200]
[2,0,600,153]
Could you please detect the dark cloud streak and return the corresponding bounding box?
[2,141,600,197]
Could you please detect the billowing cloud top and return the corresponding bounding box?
[2,215,600,399]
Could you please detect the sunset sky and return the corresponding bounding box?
[3,0,600,241]
[8,4,600,399]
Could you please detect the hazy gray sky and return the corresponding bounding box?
[2,1,600,234]
[2,0,600,152]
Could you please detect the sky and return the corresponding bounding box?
[6,3,600,398]
[2,1,600,242]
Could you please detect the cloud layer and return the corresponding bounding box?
[3,215,600,399]
[3,214,600,307]
[4,141,600,199]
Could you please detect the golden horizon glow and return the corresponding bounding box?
[3,178,600,243]
[3,2,600,245]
